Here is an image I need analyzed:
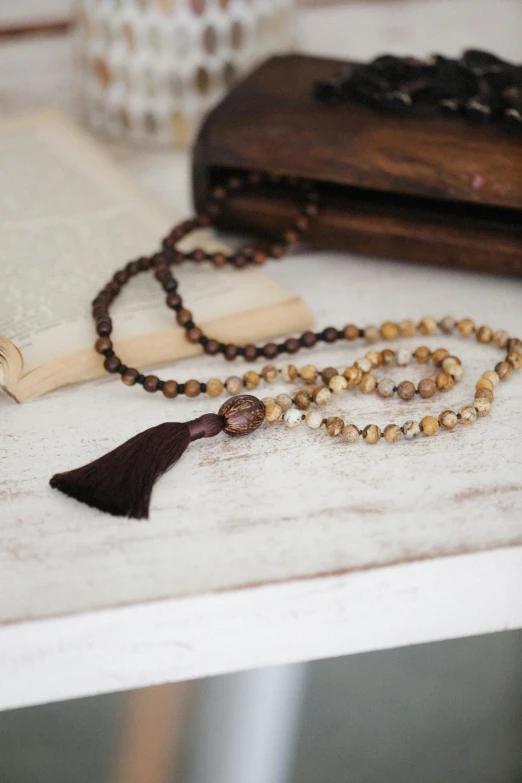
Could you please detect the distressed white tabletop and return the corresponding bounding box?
[1,6,522,712]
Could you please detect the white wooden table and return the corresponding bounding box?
[1,2,522,716]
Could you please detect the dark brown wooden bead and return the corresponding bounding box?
[191,249,206,263]
[187,326,203,343]
[284,337,300,354]
[97,321,112,337]
[301,331,317,348]
[184,379,201,397]
[122,368,139,386]
[321,367,338,384]
[212,185,227,200]
[212,252,227,267]
[143,375,160,392]
[162,380,178,398]
[219,394,265,437]
[284,229,299,244]
[253,250,267,265]
[126,260,141,276]
[173,251,185,265]
[305,203,318,217]
[166,292,182,309]
[204,338,220,355]
[243,344,258,361]
[104,355,121,373]
[343,324,359,341]
[234,254,247,269]
[270,244,285,258]
[114,269,129,285]
[295,215,309,232]
[176,308,192,326]
[263,342,279,359]
[224,344,238,360]
[95,337,112,354]
[322,327,338,343]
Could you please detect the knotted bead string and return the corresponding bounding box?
[91,173,522,442]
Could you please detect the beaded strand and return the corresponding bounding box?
[91,173,522,443]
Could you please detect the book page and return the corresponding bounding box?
[0,111,309,380]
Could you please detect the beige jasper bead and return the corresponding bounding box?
[399,319,417,337]
[305,410,324,430]
[275,393,293,412]
[396,348,412,366]
[365,350,382,368]
[262,397,275,406]
[397,380,416,401]
[476,325,493,343]
[294,389,312,410]
[364,325,380,343]
[261,365,278,383]
[381,349,396,366]
[419,316,437,335]
[326,416,344,437]
[415,346,431,363]
[329,374,348,394]
[281,364,298,382]
[343,366,363,388]
[495,361,513,381]
[476,377,494,393]
[206,378,224,397]
[225,376,243,395]
[439,410,458,430]
[283,408,302,427]
[475,387,494,403]
[356,357,373,373]
[403,420,421,439]
[493,329,509,349]
[439,315,456,333]
[436,372,454,392]
[459,405,477,424]
[482,370,499,387]
[381,321,399,340]
[432,348,449,366]
[449,363,464,382]
[420,415,439,436]
[312,386,331,405]
[378,378,395,398]
[264,402,283,423]
[473,398,491,417]
[300,364,318,384]
[359,373,377,394]
[362,424,382,444]
[458,318,475,336]
[243,370,261,390]
[383,424,403,443]
[507,352,522,370]
[418,378,437,398]
[341,424,360,443]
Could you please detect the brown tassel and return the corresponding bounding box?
[50,395,265,519]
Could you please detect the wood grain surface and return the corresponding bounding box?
[1,6,522,713]
[193,55,522,275]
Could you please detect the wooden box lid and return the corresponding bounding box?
[193,54,522,276]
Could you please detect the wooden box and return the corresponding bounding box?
[193,54,522,277]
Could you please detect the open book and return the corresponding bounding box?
[0,111,312,402]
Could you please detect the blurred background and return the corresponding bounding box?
[1,1,521,781]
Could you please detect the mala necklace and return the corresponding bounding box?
[50,173,522,519]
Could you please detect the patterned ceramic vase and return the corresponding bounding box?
[75,0,297,147]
